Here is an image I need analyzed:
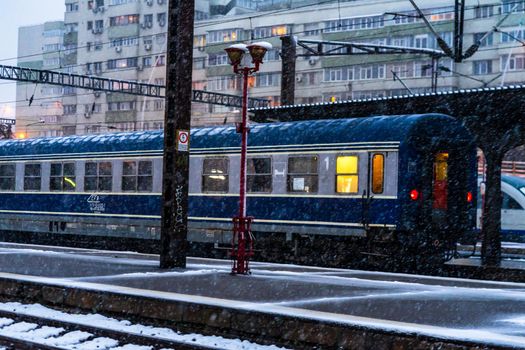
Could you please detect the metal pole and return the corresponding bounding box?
[454,0,465,62]
[160,0,195,269]
[239,68,249,218]
[280,36,296,106]
[232,68,252,275]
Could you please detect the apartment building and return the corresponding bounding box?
[16,0,525,137]
[16,21,65,138]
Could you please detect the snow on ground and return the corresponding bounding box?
[0,302,289,350]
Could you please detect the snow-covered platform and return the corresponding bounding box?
[0,243,524,349]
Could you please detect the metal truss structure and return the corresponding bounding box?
[0,64,269,108]
[192,89,269,109]
[296,39,446,58]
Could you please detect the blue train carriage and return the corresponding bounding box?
[0,113,477,266]
[191,113,477,264]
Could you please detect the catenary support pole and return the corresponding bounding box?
[481,150,503,266]
[160,0,195,269]
[280,36,296,106]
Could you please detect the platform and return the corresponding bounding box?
[0,242,523,349]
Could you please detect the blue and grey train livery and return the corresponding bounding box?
[0,113,477,264]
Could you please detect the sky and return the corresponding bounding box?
[0,0,64,119]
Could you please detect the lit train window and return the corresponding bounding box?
[371,154,384,194]
[287,156,318,193]
[336,155,358,193]
[122,160,153,192]
[50,162,76,192]
[85,162,112,192]
[0,164,15,191]
[247,157,272,193]
[202,158,229,193]
[24,163,41,191]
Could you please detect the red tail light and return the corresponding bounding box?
[467,191,473,203]
[410,189,419,201]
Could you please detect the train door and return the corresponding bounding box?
[363,153,385,229]
[432,152,448,225]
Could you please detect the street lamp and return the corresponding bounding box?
[225,41,272,275]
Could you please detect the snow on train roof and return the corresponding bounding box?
[0,114,464,156]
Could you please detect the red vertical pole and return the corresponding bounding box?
[231,68,251,275]
[239,68,249,218]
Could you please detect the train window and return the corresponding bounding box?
[85,161,112,192]
[287,156,318,193]
[247,157,272,193]
[336,155,358,193]
[24,163,41,191]
[50,162,76,191]
[202,158,229,192]
[371,154,384,194]
[122,160,153,192]
[0,164,15,191]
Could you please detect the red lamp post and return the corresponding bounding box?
[225,41,272,275]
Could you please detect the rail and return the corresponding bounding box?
[0,308,214,350]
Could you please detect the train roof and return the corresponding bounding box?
[0,113,468,157]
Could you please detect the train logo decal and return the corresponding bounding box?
[87,194,106,213]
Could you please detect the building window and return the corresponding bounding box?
[63,104,77,115]
[154,55,165,66]
[202,158,229,192]
[473,32,493,47]
[252,25,288,39]
[475,5,494,18]
[108,101,136,111]
[247,158,272,193]
[208,53,229,66]
[194,34,206,48]
[501,28,525,43]
[255,73,281,87]
[143,56,152,67]
[414,60,433,77]
[157,12,166,26]
[107,57,138,69]
[193,57,206,69]
[207,29,241,44]
[85,162,112,192]
[473,60,492,75]
[153,99,164,110]
[109,0,135,5]
[50,162,76,191]
[122,161,153,192]
[324,68,344,82]
[110,14,140,26]
[304,23,320,36]
[24,163,41,191]
[143,14,153,27]
[287,156,318,193]
[0,164,15,191]
[371,154,384,194]
[324,15,383,33]
[209,76,237,91]
[414,34,429,48]
[110,37,139,47]
[358,65,385,80]
[502,0,525,13]
[336,155,358,193]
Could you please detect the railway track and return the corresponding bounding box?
[0,308,220,350]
